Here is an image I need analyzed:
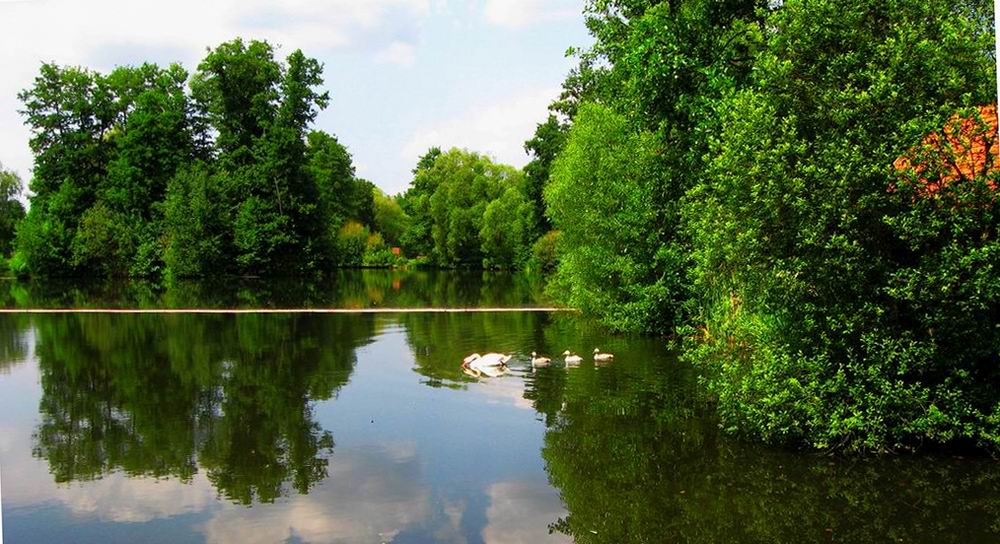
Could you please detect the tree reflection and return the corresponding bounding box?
[538,347,1000,543]
[0,314,29,373]
[400,311,546,388]
[0,269,546,309]
[30,313,375,505]
[20,308,1000,541]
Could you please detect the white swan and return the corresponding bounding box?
[593,348,614,362]
[461,352,512,377]
[562,350,583,365]
[531,352,552,367]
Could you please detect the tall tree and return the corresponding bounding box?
[16,64,114,275]
[523,115,567,234]
[399,147,443,257]
[191,39,330,274]
[541,0,767,329]
[0,164,25,257]
[426,149,515,266]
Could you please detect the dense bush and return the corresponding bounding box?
[335,221,369,267]
[682,0,998,451]
[529,230,561,274]
[361,232,406,267]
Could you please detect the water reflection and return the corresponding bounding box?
[31,313,373,505]
[540,355,1000,544]
[0,269,547,309]
[1,311,999,543]
[0,313,29,374]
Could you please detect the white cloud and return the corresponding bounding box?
[59,473,217,523]
[201,445,435,544]
[401,86,559,168]
[483,480,571,544]
[484,0,580,29]
[376,41,418,67]
[476,374,536,411]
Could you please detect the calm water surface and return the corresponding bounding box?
[1,273,999,543]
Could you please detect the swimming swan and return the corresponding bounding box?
[531,352,552,367]
[461,352,512,377]
[562,351,583,365]
[593,348,614,362]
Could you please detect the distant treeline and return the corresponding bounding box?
[0,39,552,278]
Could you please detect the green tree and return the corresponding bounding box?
[16,64,115,275]
[425,149,517,267]
[0,164,25,257]
[481,181,536,269]
[546,103,685,331]
[163,163,231,278]
[306,130,357,228]
[523,115,567,234]
[399,147,443,257]
[16,61,198,276]
[373,188,409,246]
[536,0,767,330]
[192,39,330,274]
[684,0,998,450]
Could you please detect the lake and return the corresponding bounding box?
[1,272,999,543]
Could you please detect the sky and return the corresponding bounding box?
[0,0,592,199]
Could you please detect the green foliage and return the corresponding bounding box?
[361,231,406,267]
[534,0,765,332]
[683,0,998,451]
[427,150,509,266]
[16,62,197,276]
[530,230,562,274]
[14,181,80,276]
[335,220,369,267]
[70,203,138,276]
[164,164,230,278]
[306,130,375,232]
[13,38,390,277]
[194,40,331,275]
[523,115,568,233]
[480,182,536,269]
[546,103,687,332]
[398,147,443,258]
[402,148,528,268]
[535,0,1000,452]
[0,163,25,257]
[372,188,409,246]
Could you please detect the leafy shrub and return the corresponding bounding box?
[361,232,406,267]
[683,0,998,451]
[529,230,561,274]
[335,220,369,266]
